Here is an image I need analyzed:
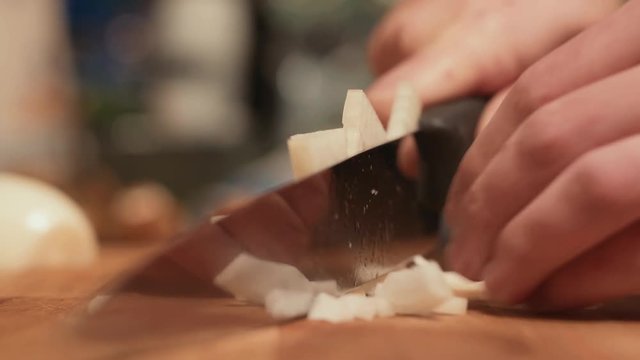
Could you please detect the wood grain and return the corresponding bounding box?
[1,244,639,359]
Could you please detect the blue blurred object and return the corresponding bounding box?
[63,0,388,205]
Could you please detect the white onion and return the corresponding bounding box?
[341,89,387,156]
[387,83,421,140]
[308,293,355,323]
[0,173,98,271]
[213,252,312,304]
[287,128,347,179]
[375,259,452,316]
[265,289,315,320]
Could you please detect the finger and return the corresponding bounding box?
[476,87,511,136]
[279,173,331,228]
[367,42,494,123]
[371,0,620,126]
[447,0,640,222]
[483,133,640,304]
[368,0,461,76]
[529,221,640,309]
[397,137,419,179]
[448,65,640,279]
[396,85,510,181]
[221,193,308,262]
[212,195,254,216]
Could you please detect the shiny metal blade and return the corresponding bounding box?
[71,133,440,348]
[119,133,438,292]
[65,98,491,355]
[81,133,435,300]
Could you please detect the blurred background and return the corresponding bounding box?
[0,0,392,242]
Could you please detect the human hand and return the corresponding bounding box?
[367,0,620,177]
[446,0,640,309]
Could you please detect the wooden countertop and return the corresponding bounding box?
[1,244,639,359]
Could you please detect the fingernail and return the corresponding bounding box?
[444,226,474,277]
[447,244,476,278]
[483,263,518,304]
[449,241,474,280]
[463,253,485,281]
[367,72,398,100]
[398,138,419,179]
[444,239,462,269]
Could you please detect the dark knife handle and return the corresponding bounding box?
[414,97,488,215]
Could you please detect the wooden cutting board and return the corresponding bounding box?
[1,244,639,359]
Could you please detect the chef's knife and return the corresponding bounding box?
[72,98,486,347]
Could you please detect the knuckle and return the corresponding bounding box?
[462,185,486,221]
[445,165,478,221]
[443,196,457,225]
[367,36,386,73]
[511,67,557,116]
[512,106,571,170]
[450,154,476,188]
[445,156,480,216]
[571,154,630,209]
[397,25,419,57]
[496,230,534,265]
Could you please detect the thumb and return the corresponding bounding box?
[367,44,493,124]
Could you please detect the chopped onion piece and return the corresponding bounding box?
[213,253,311,304]
[308,293,354,323]
[414,255,488,300]
[433,296,468,315]
[412,255,429,267]
[444,272,488,300]
[387,83,421,140]
[220,253,481,322]
[265,289,315,320]
[287,128,348,179]
[373,297,395,318]
[374,262,452,316]
[341,89,387,156]
[339,294,378,321]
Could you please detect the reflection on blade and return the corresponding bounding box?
[72,135,439,351]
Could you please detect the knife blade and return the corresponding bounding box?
[71,98,486,346]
